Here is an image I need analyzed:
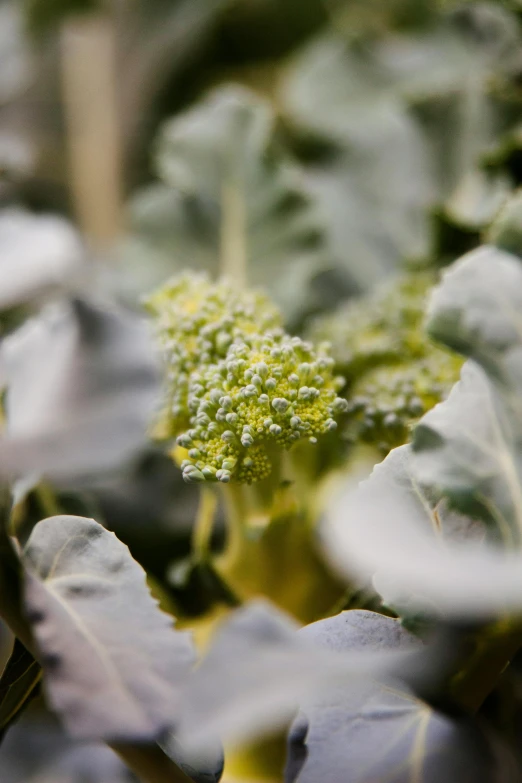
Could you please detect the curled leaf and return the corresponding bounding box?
[23,515,194,743]
[0,297,159,482]
[174,600,425,755]
[285,610,494,783]
[323,444,522,618]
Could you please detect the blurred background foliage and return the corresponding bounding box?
[2,0,522,781]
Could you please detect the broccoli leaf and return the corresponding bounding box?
[280,2,521,288]
[173,600,431,756]
[281,35,434,287]
[126,85,335,321]
[0,710,130,783]
[413,244,522,536]
[0,210,86,311]
[413,361,522,538]
[425,245,522,386]
[486,188,522,259]
[0,297,159,482]
[285,610,494,783]
[322,232,522,618]
[22,515,195,743]
[324,436,522,618]
[324,444,509,617]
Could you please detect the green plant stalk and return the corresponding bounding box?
[111,743,194,783]
[0,493,34,654]
[219,446,301,544]
[220,177,247,290]
[449,620,522,714]
[192,486,218,563]
[220,482,250,562]
[34,483,62,519]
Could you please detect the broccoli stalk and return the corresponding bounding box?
[146,271,348,629]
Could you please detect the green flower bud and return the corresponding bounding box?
[312,273,464,455]
[177,434,192,448]
[146,272,282,437]
[149,273,347,484]
[272,398,290,414]
[182,465,205,484]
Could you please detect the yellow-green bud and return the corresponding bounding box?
[148,273,348,484]
[145,272,281,438]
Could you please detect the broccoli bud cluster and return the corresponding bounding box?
[346,349,461,452]
[145,273,282,439]
[309,271,462,454]
[147,273,347,483]
[310,272,435,382]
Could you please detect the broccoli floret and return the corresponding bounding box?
[346,348,461,453]
[309,271,462,454]
[310,271,436,382]
[145,273,281,438]
[148,273,347,483]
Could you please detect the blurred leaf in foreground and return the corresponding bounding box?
[285,610,493,783]
[322,233,522,618]
[0,210,86,312]
[173,600,438,757]
[0,297,159,483]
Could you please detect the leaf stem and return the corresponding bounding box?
[192,486,218,563]
[61,12,124,250]
[449,620,522,714]
[111,743,194,783]
[220,483,248,562]
[220,178,247,289]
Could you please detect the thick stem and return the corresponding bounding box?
[61,13,124,250]
[111,744,194,783]
[192,486,218,563]
[220,483,248,563]
[449,621,522,714]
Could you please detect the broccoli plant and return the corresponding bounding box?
[5,2,522,780]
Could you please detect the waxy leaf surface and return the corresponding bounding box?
[23,515,194,743]
[285,610,494,783]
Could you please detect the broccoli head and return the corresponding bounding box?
[145,273,281,438]
[309,271,462,454]
[148,273,347,483]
